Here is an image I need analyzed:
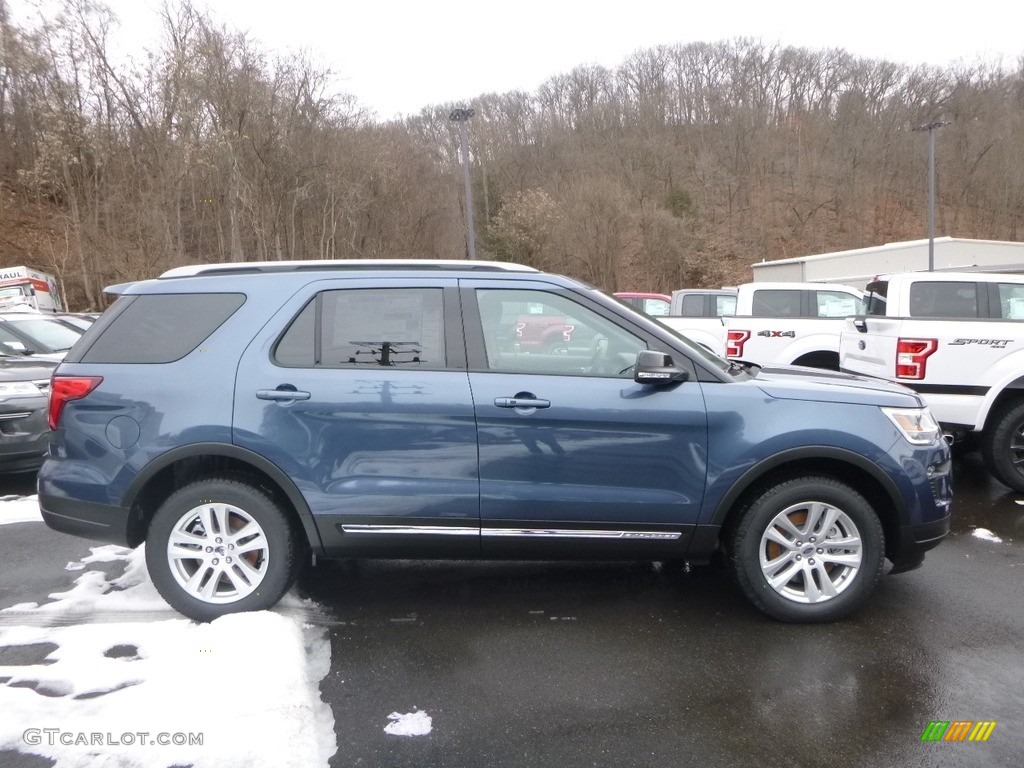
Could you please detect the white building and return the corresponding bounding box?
[751,237,1024,289]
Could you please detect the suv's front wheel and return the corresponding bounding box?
[731,477,885,622]
[145,478,298,622]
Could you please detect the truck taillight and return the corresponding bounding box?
[48,376,103,430]
[726,330,750,358]
[895,338,937,379]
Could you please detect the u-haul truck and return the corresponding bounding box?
[0,266,63,312]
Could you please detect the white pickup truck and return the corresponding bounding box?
[839,271,1024,490]
[660,281,866,369]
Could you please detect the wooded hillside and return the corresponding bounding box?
[1,0,1022,309]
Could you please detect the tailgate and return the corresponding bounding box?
[839,317,900,379]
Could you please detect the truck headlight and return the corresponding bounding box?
[881,407,941,445]
[0,381,42,401]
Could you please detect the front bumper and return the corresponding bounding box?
[0,397,49,473]
[889,513,951,573]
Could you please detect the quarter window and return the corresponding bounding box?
[78,293,245,364]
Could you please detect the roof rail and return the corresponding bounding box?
[159,259,538,279]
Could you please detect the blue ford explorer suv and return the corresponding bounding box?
[39,260,952,622]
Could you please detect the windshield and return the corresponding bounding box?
[3,317,83,352]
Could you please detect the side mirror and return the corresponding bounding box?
[633,350,689,385]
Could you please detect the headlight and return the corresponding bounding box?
[881,406,941,445]
[0,381,43,401]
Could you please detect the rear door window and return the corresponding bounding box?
[274,288,445,368]
[680,295,706,317]
[909,282,979,318]
[751,289,801,317]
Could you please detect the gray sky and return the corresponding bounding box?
[12,0,1024,119]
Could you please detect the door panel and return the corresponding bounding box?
[233,279,479,557]
[463,281,709,558]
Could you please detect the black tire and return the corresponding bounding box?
[981,400,1024,492]
[145,478,298,622]
[730,477,885,623]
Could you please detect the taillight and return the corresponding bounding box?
[48,376,103,430]
[726,330,750,358]
[895,338,937,379]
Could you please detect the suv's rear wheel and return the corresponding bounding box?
[981,400,1024,492]
[145,478,298,622]
[731,477,884,622]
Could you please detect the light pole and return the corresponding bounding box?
[913,120,950,271]
[449,107,477,260]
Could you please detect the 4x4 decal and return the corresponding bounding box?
[756,330,796,338]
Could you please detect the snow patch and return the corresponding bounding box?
[2,545,172,616]
[971,528,1003,543]
[0,535,337,766]
[0,494,42,525]
[384,710,432,737]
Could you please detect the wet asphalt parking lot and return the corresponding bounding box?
[1,448,1022,767]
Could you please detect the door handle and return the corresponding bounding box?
[256,387,311,402]
[494,397,550,409]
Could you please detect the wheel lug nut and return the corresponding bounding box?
[226,557,232,563]
[817,548,824,554]
[212,558,219,565]
[228,544,234,550]
[796,541,802,546]
[810,537,816,543]
[216,537,223,544]
[205,546,213,553]
[796,555,802,560]
[809,559,816,565]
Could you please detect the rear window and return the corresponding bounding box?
[864,281,888,315]
[77,293,245,363]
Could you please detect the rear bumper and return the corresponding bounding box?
[39,493,132,546]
